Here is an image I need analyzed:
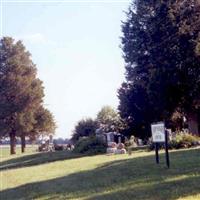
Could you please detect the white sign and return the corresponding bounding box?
[151,122,165,142]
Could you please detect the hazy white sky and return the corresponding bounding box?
[2,0,131,138]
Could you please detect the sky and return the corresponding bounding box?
[1,0,131,138]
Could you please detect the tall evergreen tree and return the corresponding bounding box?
[0,37,55,154]
[118,0,200,138]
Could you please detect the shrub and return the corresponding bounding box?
[148,142,165,151]
[168,140,180,149]
[148,133,200,150]
[54,144,64,151]
[73,136,107,155]
[171,133,199,149]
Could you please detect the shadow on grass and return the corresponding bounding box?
[0,151,87,171]
[1,149,200,200]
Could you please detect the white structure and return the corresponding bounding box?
[151,122,165,143]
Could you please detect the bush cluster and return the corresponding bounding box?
[54,144,64,151]
[73,136,107,155]
[169,133,200,149]
[149,133,200,150]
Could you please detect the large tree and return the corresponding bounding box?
[0,37,55,154]
[19,106,56,153]
[97,106,124,133]
[72,118,98,142]
[118,0,200,138]
[33,106,56,137]
[15,78,45,153]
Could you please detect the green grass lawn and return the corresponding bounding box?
[1,147,200,200]
[0,145,38,160]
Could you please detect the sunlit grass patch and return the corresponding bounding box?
[1,148,200,200]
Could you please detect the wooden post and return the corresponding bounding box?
[155,143,159,164]
[165,130,170,168]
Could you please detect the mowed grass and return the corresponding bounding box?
[0,145,38,160]
[1,148,200,200]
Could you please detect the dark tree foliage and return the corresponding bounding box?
[118,0,200,139]
[0,37,56,154]
[118,83,152,138]
[72,118,98,142]
[34,106,56,135]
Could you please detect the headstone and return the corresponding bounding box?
[118,136,122,143]
[138,139,143,146]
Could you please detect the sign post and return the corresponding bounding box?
[151,122,170,168]
[165,130,170,168]
[155,143,159,164]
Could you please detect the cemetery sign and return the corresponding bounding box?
[151,122,165,143]
[151,122,170,168]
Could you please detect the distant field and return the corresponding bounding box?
[0,145,38,160]
[1,147,200,200]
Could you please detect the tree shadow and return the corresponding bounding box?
[0,151,88,171]
[85,175,200,200]
[1,149,200,200]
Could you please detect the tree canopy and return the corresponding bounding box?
[0,37,56,154]
[97,106,124,133]
[72,118,98,142]
[118,0,200,139]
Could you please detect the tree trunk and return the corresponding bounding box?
[188,112,199,135]
[10,132,16,155]
[21,134,26,153]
